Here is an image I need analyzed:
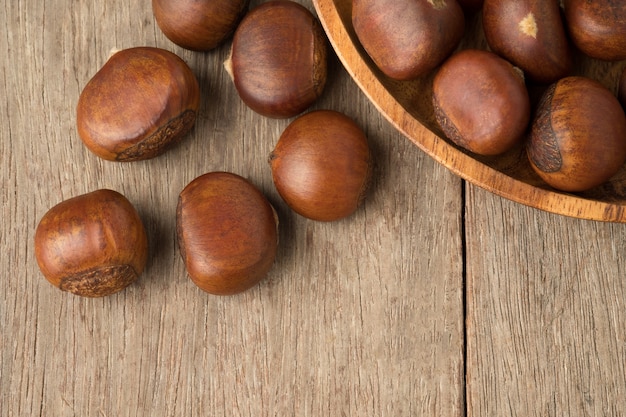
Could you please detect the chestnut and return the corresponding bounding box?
[226,0,328,118]
[176,172,278,295]
[269,110,372,221]
[563,0,626,61]
[432,49,531,156]
[482,0,572,84]
[352,0,465,81]
[527,76,626,192]
[34,189,148,297]
[152,0,249,51]
[77,47,200,161]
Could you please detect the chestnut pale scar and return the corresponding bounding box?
[433,95,467,150]
[519,12,538,38]
[117,110,197,161]
[59,264,138,297]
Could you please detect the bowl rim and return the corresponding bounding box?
[312,0,626,223]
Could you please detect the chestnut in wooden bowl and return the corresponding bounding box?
[269,110,372,221]
[563,0,626,61]
[77,47,200,161]
[482,0,572,84]
[527,76,626,192]
[433,49,530,156]
[227,0,328,118]
[311,0,626,223]
[352,0,465,81]
[176,172,278,295]
[152,0,249,51]
[34,189,148,297]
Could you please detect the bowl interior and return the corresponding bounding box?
[317,0,626,219]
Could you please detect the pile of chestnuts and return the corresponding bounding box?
[35,0,373,297]
[353,0,626,193]
[43,0,626,296]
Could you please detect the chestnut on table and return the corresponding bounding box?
[152,0,249,51]
[34,189,148,297]
[227,0,328,118]
[269,110,372,222]
[176,172,279,296]
[76,47,200,161]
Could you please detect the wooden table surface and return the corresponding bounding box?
[2,1,625,416]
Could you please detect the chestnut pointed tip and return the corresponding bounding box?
[224,50,234,82]
[107,47,121,61]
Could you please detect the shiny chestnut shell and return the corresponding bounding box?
[352,0,465,81]
[77,47,200,161]
[228,0,327,118]
[482,0,572,83]
[152,0,249,51]
[432,49,531,156]
[527,76,626,192]
[34,189,148,297]
[563,0,626,61]
[176,172,278,295]
[269,110,372,221]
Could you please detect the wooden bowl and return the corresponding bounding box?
[312,0,626,223]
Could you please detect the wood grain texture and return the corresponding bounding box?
[312,1,626,415]
[7,1,625,416]
[466,184,626,417]
[0,1,463,416]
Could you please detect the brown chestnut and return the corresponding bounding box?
[269,110,372,221]
[563,0,626,61]
[152,0,249,51]
[176,172,278,295]
[34,189,148,297]
[226,0,327,118]
[527,76,626,192]
[432,49,531,156]
[483,0,572,83]
[352,0,465,81]
[77,47,200,161]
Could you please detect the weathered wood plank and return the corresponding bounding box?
[466,185,626,417]
[0,1,464,416]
